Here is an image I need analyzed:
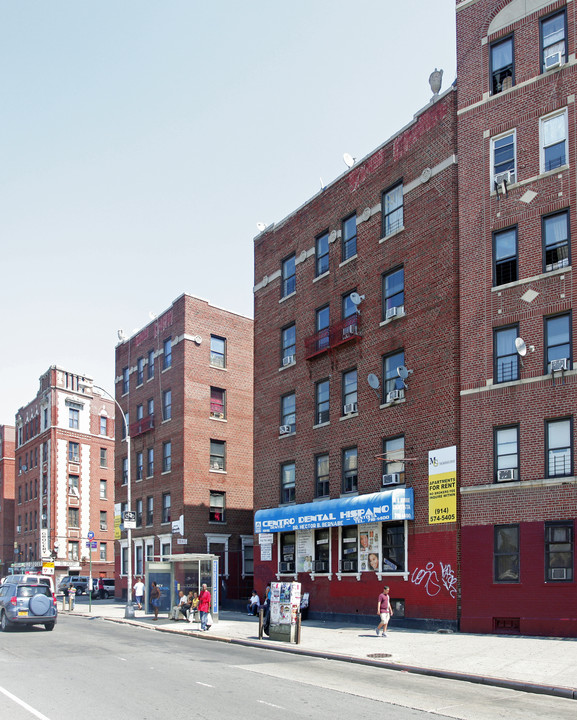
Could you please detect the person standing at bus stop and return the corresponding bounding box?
[198,583,211,631]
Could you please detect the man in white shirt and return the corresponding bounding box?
[247,590,260,616]
[133,577,145,610]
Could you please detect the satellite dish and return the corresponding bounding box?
[515,337,527,357]
[350,292,365,306]
[149,311,157,320]
[367,373,380,390]
[256,222,266,232]
[343,152,355,168]
[117,329,126,341]
[397,366,409,380]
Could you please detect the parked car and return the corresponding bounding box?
[4,573,55,594]
[0,581,58,631]
[91,578,115,599]
[58,575,91,595]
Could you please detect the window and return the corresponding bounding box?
[383,267,404,319]
[68,475,79,495]
[280,393,296,433]
[147,350,155,379]
[382,522,405,572]
[146,542,154,562]
[316,231,329,276]
[494,524,519,582]
[545,521,573,581]
[341,526,358,571]
[383,183,403,236]
[242,540,254,575]
[342,369,357,413]
[147,398,154,417]
[68,441,79,463]
[162,493,171,523]
[100,447,107,468]
[494,426,519,481]
[383,350,405,401]
[316,305,330,350]
[315,454,329,498]
[383,436,405,483]
[135,499,142,528]
[161,542,171,560]
[162,442,171,472]
[100,479,107,499]
[545,313,571,373]
[492,131,516,183]
[100,543,107,561]
[540,110,567,172]
[136,451,143,481]
[210,387,226,419]
[147,447,154,476]
[146,496,154,525]
[342,291,357,320]
[136,357,144,385]
[42,442,48,463]
[490,36,513,94]
[315,379,330,425]
[122,367,129,394]
[494,325,519,383]
[543,210,570,272]
[210,335,226,368]
[136,404,144,421]
[135,545,143,575]
[342,214,357,261]
[541,10,566,71]
[69,408,79,429]
[68,541,79,562]
[342,447,358,493]
[313,528,330,571]
[100,510,108,530]
[68,507,79,527]
[99,416,107,436]
[163,389,172,420]
[209,491,225,522]
[546,418,572,477]
[281,462,295,504]
[210,439,226,471]
[280,531,295,572]
[282,254,296,297]
[493,227,517,286]
[122,457,128,485]
[281,324,296,366]
[163,337,172,369]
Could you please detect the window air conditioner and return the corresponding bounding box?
[386,390,403,403]
[342,560,357,572]
[279,561,295,573]
[279,425,292,435]
[100,523,107,531]
[282,354,295,367]
[494,170,513,193]
[211,412,225,419]
[386,306,398,319]
[314,560,329,572]
[545,51,563,70]
[550,358,569,372]
[342,324,358,339]
[382,473,401,486]
[343,402,358,415]
[497,469,518,482]
[551,568,568,580]
[16,526,21,533]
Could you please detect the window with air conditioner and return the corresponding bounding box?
[494,425,519,482]
[340,525,358,572]
[491,130,516,187]
[545,521,573,581]
[546,418,572,478]
[494,325,519,383]
[540,109,568,173]
[281,323,296,367]
[383,435,405,485]
[342,369,357,415]
[382,267,404,321]
[68,441,79,464]
[545,313,571,374]
[210,439,226,471]
[210,387,226,419]
[279,531,295,573]
[314,528,330,572]
[490,35,514,95]
[383,350,405,403]
[543,210,570,272]
[100,510,108,531]
[541,10,566,73]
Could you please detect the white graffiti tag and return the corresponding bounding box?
[411,561,458,598]
[440,562,458,598]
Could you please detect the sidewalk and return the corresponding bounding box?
[68,599,577,700]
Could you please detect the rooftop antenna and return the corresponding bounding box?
[343,152,355,168]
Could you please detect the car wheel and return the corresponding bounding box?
[103,591,109,599]
[1,612,11,632]
[44,622,55,631]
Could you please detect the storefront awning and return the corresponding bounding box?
[254,488,414,534]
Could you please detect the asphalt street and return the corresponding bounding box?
[0,614,576,720]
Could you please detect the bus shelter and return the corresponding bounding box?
[144,553,219,621]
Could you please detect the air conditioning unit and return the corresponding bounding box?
[100,523,107,531]
[342,324,358,339]
[551,568,568,580]
[342,560,357,572]
[211,412,225,419]
[545,51,563,70]
[282,354,295,367]
[343,402,358,415]
[382,473,401,486]
[550,358,569,372]
[314,561,329,572]
[497,468,518,482]
[279,561,295,573]
[16,525,21,533]
[386,390,403,403]
[494,170,513,192]
[279,425,292,435]
[386,305,405,320]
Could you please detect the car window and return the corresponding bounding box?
[17,585,51,598]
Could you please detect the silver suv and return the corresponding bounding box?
[0,582,58,631]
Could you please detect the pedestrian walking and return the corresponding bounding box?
[98,577,105,600]
[133,577,145,610]
[198,583,212,631]
[150,581,161,620]
[376,585,393,637]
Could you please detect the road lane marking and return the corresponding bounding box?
[0,685,51,720]
[258,700,285,709]
[196,682,213,687]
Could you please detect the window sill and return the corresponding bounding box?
[379,225,405,243]
[313,271,330,283]
[279,361,296,371]
[339,254,357,268]
[313,421,330,430]
[161,418,171,424]
[161,366,172,373]
[379,397,406,409]
[279,430,296,439]
[339,413,358,421]
[279,291,296,304]
[379,311,406,327]
[161,470,171,475]
[340,491,359,498]
[210,415,227,422]
[490,164,569,196]
[492,264,571,292]
[461,476,577,494]
[209,468,227,474]
[209,364,228,371]
[208,521,227,525]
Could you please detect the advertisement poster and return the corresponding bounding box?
[428,445,457,525]
[296,529,313,572]
[270,582,301,625]
[359,522,380,572]
[260,543,272,561]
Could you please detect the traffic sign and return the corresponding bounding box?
[87,531,95,540]
[123,510,136,529]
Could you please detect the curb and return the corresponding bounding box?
[72,613,577,701]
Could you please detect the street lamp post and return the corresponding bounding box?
[92,384,133,619]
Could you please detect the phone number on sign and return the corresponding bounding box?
[429,513,456,523]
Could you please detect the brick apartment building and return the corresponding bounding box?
[0,425,15,577]
[10,367,115,584]
[114,294,254,602]
[457,0,577,636]
[253,87,460,625]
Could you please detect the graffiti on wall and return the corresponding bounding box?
[410,561,457,599]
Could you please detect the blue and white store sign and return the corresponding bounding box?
[254,488,414,534]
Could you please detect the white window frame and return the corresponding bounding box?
[539,109,568,174]
[240,535,254,578]
[490,129,517,186]
[205,532,231,578]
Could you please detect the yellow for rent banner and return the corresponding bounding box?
[428,446,457,525]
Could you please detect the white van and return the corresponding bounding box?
[4,574,55,594]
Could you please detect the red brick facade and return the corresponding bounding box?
[253,90,460,625]
[0,425,15,577]
[457,0,577,635]
[114,294,254,601]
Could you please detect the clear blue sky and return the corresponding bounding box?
[0,1,456,424]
